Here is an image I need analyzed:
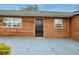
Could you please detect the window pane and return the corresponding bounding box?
[54,19,63,29]
[3,18,12,27]
[3,17,22,28]
[13,23,20,27]
[13,18,22,27]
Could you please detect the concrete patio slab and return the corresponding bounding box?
[0,37,79,55]
[46,38,79,55]
[27,39,55,55]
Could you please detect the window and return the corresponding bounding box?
[3,17,22,28]
[54,19,63,29]
[13,18,22,27]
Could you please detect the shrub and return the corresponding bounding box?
[0,43,11,55]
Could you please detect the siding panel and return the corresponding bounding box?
[70,15,79,40]
[0,16,35,37]
[44,17,69,38]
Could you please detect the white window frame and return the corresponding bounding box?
[54,18,63,29]
[3,17,22,28]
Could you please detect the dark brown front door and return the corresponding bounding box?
[35,19,44,37]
